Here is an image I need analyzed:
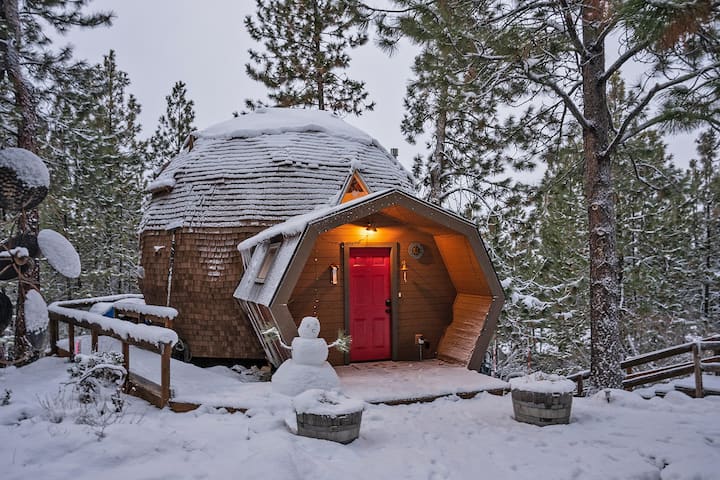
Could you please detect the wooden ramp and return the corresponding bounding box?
[437,294,491,365]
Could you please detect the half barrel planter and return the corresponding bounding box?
[509,372,575,426]
[292,389,365,444]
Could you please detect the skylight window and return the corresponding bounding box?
[255,242,280,284]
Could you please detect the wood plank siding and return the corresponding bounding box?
[140,227,266,359]
[288,224,456,366]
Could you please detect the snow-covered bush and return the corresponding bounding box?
[37,352,130,439]
[68,352,126,406]
[1,388,11,406]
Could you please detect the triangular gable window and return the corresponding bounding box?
[340,171,370,204]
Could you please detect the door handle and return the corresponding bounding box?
[385,299,391,306]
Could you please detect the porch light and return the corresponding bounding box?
[365,221,377,232]
[400,259,409,283]
[329,264,339,285]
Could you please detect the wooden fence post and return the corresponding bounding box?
[68,323,75,359]
[161,343,171,407]
[122,341,130,392]
[91,329,98,353]
[692,343,704,399]
[49,315,58,355]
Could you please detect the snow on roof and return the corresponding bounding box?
[146,176,176,193]
[196,107,371,143]
[237,189,389,252]
[140,108,413,231]
[0,147,50,188]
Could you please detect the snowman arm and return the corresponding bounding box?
[261,326,292,350]
[328,330,352,353]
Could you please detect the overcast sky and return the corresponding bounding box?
[62,0,422,170]
[62,0,700,177]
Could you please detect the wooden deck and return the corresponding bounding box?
[58,336,508,412]
[336,360,508,405]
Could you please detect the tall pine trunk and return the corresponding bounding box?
[312,0,325,110]
[428,91,448,205]
[3,0,41,361]
[582,1,623,389]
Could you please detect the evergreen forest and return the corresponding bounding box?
[1,0,718,388]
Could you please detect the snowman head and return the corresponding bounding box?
[298,316,321,338]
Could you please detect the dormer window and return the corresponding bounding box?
[340,171,370,204]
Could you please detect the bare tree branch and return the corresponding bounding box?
[604,62,720,157]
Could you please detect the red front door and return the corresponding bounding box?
[349,247,391,362]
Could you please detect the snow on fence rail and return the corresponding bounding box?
[112,300,178,330]
[49,293,144,309]
[620,335,720,398]
[48,303,178,347]
[48,298,179,408]
[112,300,178,321]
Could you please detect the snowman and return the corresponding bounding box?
[270,316,350,396]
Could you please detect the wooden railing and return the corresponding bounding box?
[566,369,590,396]
[621,335,720,398]
[48,298,178,408]
[113,299,178,329]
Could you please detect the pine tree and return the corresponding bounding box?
[380,0,720,388]
[531,131,590,373]
[688,130,720,330]
[148,81,196,174]
[381,0,532,211]
[41,51,144,300]
[244,0,374,115]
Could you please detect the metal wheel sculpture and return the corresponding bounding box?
[0,148,81,365]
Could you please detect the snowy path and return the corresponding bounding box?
[1,358,719,480]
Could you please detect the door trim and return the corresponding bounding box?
[342,242,398,364]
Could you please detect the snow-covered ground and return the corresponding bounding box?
[2,357,719,480]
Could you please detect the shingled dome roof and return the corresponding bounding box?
[140,108,414,231]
